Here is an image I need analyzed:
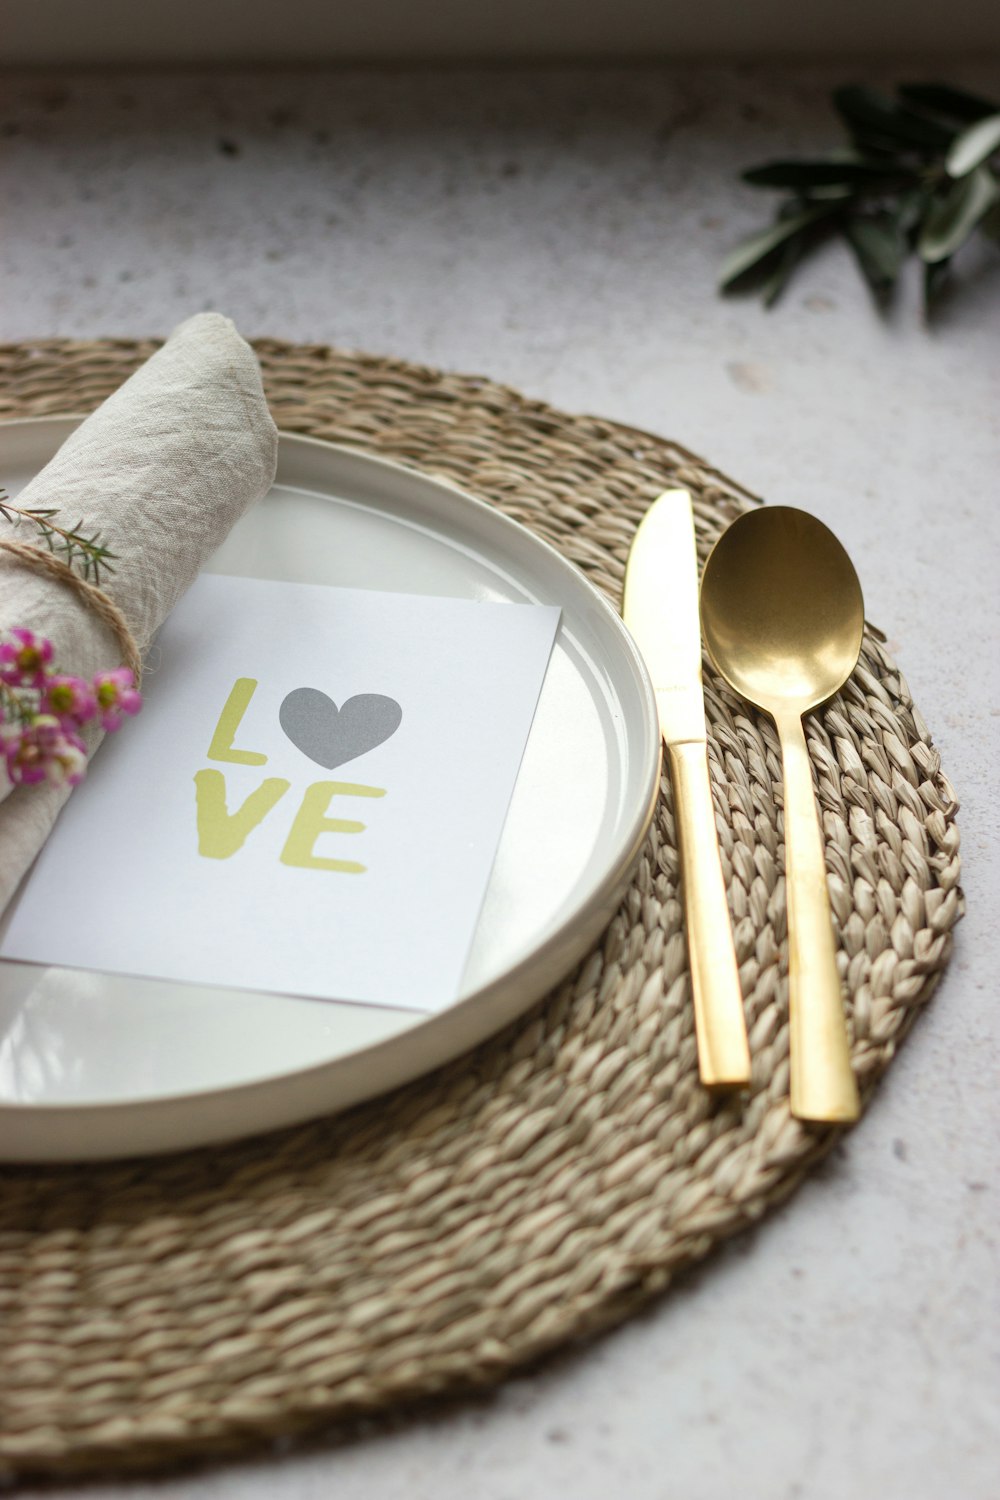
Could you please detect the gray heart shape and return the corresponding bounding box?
[279,688,402,770]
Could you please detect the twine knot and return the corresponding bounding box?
[0,538,143,684]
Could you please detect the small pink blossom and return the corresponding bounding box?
[0,628,54,687]
[2,715,88,787]
[1,626,142,787]
[93,667,142,732]
[41,673,97,727]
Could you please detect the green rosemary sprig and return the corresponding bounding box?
[0,488,117,585]
[721,80,1000,312]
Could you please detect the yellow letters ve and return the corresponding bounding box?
[280,782,386,874]
[207,678,268,765]
[195,769,290,859]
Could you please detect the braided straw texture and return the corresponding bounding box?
[0,339,963,1481]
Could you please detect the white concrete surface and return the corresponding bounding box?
[2,62,999,1500]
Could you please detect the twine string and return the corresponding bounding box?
[0,537,143,684]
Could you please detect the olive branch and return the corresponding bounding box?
[721,81,1000,310]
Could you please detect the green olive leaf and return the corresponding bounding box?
[894,186,930,240]
[719,204,838,289]
[946,114,1000,178]
[806,183,863,201]
[845,214,905,295]
[742,158,912,189]
[918,166,1000,262]
[833,85,954,152]
[898,82,999,124]
[760,234,807,307]
[924,257,951,307]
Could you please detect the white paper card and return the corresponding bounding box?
[2,575,561,1013]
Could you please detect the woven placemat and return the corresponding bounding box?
[0,338,963,1482]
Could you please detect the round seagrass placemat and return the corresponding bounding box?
[0,338,963,1481]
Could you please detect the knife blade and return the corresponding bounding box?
[623,489,751,1088]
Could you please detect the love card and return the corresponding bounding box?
[1,575,561,1012]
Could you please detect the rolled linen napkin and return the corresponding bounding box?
[0,312,278,912]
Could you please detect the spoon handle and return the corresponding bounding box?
[667,740,751,1089]
[776,711,860,1124]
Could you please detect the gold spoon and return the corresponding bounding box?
[700,506,862,1123]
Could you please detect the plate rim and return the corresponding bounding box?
[0,416,660,1152]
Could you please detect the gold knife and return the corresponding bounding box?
[623,489,751,1089]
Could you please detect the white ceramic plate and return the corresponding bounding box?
[0,418,659,1161]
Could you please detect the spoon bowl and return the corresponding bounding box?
[700,506,864,1123]
[700,506,864,714]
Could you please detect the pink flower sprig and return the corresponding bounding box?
[0,628,141,787]
[0,627,53,687]
[93,668,143,732]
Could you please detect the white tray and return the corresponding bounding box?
[0,418,659,1160]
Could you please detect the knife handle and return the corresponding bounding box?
[667,740,751,1089]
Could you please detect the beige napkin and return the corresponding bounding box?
[0,312,278,912]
